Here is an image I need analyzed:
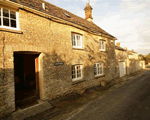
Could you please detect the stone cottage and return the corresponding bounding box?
[115,42,127,77]
[0,0,118,116]
[127,49,139,60]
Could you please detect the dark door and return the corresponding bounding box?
[14,52,40,108]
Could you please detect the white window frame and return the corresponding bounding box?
[94,63,104,76]
[100,39,106,51]
[0,7,19,30]
[72,65,83,81]
[72,33,83,49]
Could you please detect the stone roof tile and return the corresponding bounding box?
[10,0,116,38]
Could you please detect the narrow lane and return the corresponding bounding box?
[69,67,150,120]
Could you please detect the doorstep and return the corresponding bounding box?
[12,100,53,120]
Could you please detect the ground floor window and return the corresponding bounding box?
[72,65,82,81]
[94,63,104,76]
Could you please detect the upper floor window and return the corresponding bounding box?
[94,63,104,76]
[0,8,19,30]
[72,65,83,81]
[100,39,106,51]
[72,33,82,48]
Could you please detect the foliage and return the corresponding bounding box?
[143,53,150,64]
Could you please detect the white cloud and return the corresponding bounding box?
[92,0,150,55]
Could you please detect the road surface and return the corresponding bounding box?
[68,66,150,120]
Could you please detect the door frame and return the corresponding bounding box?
[14,51,42,102]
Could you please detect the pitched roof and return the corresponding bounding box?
[128,50,137,55]
[127,51,133,55]
[10,0,116,38]
[115,46,126,51]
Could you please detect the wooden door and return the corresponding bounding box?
[119,62,126,77]
[35,57,39,97]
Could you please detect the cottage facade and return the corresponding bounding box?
[127,50,138,60]
[115,43,127,77]
[0,0,118,116]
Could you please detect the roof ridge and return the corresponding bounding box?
[44,1,91,23]
[9,0,116,38]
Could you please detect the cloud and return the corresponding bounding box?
[119,0,148,13]
[92,0,150,55]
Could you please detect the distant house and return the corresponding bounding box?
[115,43,127,77]
[0,0,118,116]
[127,50,138,60]
[127,50,145,75]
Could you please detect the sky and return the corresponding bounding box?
[46,0,150,55]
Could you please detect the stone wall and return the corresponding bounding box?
[127,60,145,75]
[0,8,119,116]
[115,49,127,61]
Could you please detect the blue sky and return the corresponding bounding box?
[46,0,150,55]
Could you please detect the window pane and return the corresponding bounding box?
[3,18,9,26]
[100,67,102,74]
[11,19,16,28]
[3,9,9,17]
[72,66,75,79]
[77,36,80,46]
[72,34,76,46]
[94,64,96,75]
[102,41,104,49]
[10,11,16,19]
[77,39,80,46]
[100,40,101,49]
[98,67,100,74]
[72,69,75,74]
[77,73,81,77]
[72,74,75,79]
[72,66,75,72]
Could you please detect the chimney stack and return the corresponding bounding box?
[116,42,120,47]
[84,3,93,22]
[42,0,45,10]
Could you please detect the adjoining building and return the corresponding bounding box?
[115,43,127,77]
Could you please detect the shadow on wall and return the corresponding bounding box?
[42,35,119,100]
[116,51,127,60]
[0,68,14,116]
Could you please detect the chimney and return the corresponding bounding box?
[84,3,93,22]
[116,42,120,47]
[42,0,45,10]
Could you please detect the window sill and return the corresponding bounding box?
[94,74,105,79]
[100,49,106,52]
[72,79,85,85]
[72,47,85,50]
[0,28,23,34]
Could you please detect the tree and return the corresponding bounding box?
[145,53,150,64]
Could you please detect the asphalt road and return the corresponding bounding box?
[68,67,150,120]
